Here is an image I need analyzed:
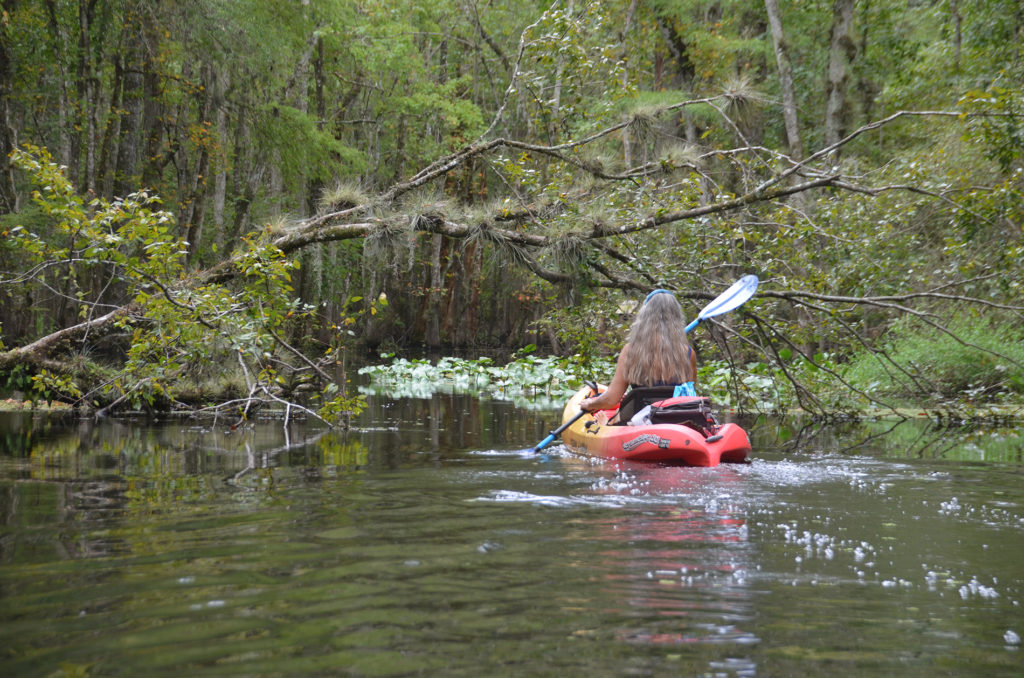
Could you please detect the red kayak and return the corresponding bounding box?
[559,385,751,466]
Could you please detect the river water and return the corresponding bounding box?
[1,395,1022,677]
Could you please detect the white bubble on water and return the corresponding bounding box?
[958,576,999,600]
[1004,629,1020,645]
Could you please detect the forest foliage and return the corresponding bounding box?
[0,0,1022,419]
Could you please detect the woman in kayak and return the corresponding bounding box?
[580,289,697,414]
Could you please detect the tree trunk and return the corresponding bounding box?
[620,0,638,169]
[77,0,98,193]
[658,16,696,89]
[427,234,443,347]
[86,0,115,195]
[950,0,961,74]
[824,0,856,153]
[212,71,229,234]
[306,35,326,216]
[0,0,19,213]
[180,63,213,263]
[229,110,261,246]
[551,0,574,142]
[855,0,876,125]
[764,0,803,160]
[174,62,194,234]
[97,55,123,200]
[187,145,211,261]
[43,0,74,173]
[140,58,164,189]
[114,18,145,197]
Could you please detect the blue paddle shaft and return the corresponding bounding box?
[533,409,587,452]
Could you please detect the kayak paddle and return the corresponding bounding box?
[684,274,759,333]
[531,275,760,453]
[531,410,588,454]
[531,380,597,454]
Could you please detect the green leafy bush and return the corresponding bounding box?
[5,145,363,424]
[842,315,1024,401]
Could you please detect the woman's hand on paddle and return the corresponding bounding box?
[580,380,602,411]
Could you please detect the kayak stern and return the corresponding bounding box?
[559,386,751,466]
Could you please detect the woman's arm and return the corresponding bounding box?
[581,345,630,411]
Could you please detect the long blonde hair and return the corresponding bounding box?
[624,291,695,386]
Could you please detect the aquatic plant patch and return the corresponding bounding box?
[358,352,616,402]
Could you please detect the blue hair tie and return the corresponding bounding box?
[643,289,673,305]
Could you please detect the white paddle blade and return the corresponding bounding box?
[698,274,759,320]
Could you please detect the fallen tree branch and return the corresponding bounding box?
[0,306,132,371]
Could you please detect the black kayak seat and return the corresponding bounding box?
[616,386,718,432]
[616,386,676,422]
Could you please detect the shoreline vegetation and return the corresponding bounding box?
[1,2,1022,427]
[3,399,1020,428]
[4,349,1021,426]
